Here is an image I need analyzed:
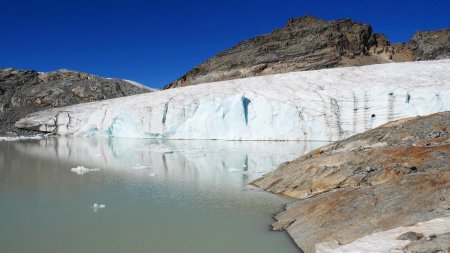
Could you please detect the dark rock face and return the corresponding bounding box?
[252,111,450,253]
[0,68,152,135]
[165,16,449,89]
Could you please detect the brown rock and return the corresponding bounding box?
[252,111,450,253]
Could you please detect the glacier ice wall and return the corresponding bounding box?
[15,60,450,141]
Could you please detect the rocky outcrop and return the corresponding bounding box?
[252,111,450,253]
[409,28,450,60]
[0,68,153,135]
[165,16,449,89]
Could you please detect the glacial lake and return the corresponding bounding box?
[0,137,327,253]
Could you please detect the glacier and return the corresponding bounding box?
[15,60,450,141]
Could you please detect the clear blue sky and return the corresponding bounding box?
[1,0,449,89]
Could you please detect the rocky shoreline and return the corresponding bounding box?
[252,111,450,253]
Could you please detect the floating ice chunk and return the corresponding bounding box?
[227,168,241,172]
[0,134,45,142]
[91,203,106,212]
[256,169,269,173]
[132,165,152,170]
[71,166,100,175]
[149,172,156,177]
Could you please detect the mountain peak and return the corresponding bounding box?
[285,15,325,28]
[165,16,449,89]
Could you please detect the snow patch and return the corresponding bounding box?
[123,79,157,91]
[316,216,450,253]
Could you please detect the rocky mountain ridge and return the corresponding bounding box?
[0,68,152,135]
[165,16,450,89]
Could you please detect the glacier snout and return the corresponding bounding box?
[15,60,450,141]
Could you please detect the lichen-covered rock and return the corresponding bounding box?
[0,68,153,135]
[252,111,450,253]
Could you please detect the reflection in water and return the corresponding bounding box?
[0,137,327,253]
[12,137,324,185]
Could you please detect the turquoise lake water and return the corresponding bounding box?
[0,137,327,253]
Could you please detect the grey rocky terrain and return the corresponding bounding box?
[408,28,450,60]
[403,232,450,253]
[252,111,450,253]
[166,16,450,89]
[0,68,152,135]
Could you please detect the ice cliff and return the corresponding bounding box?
[15,60,450,141]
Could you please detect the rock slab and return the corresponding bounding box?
[252,111,450,253]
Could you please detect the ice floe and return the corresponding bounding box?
[0,134,46,142]
[70,166,100,175]
[91,203,106,212]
